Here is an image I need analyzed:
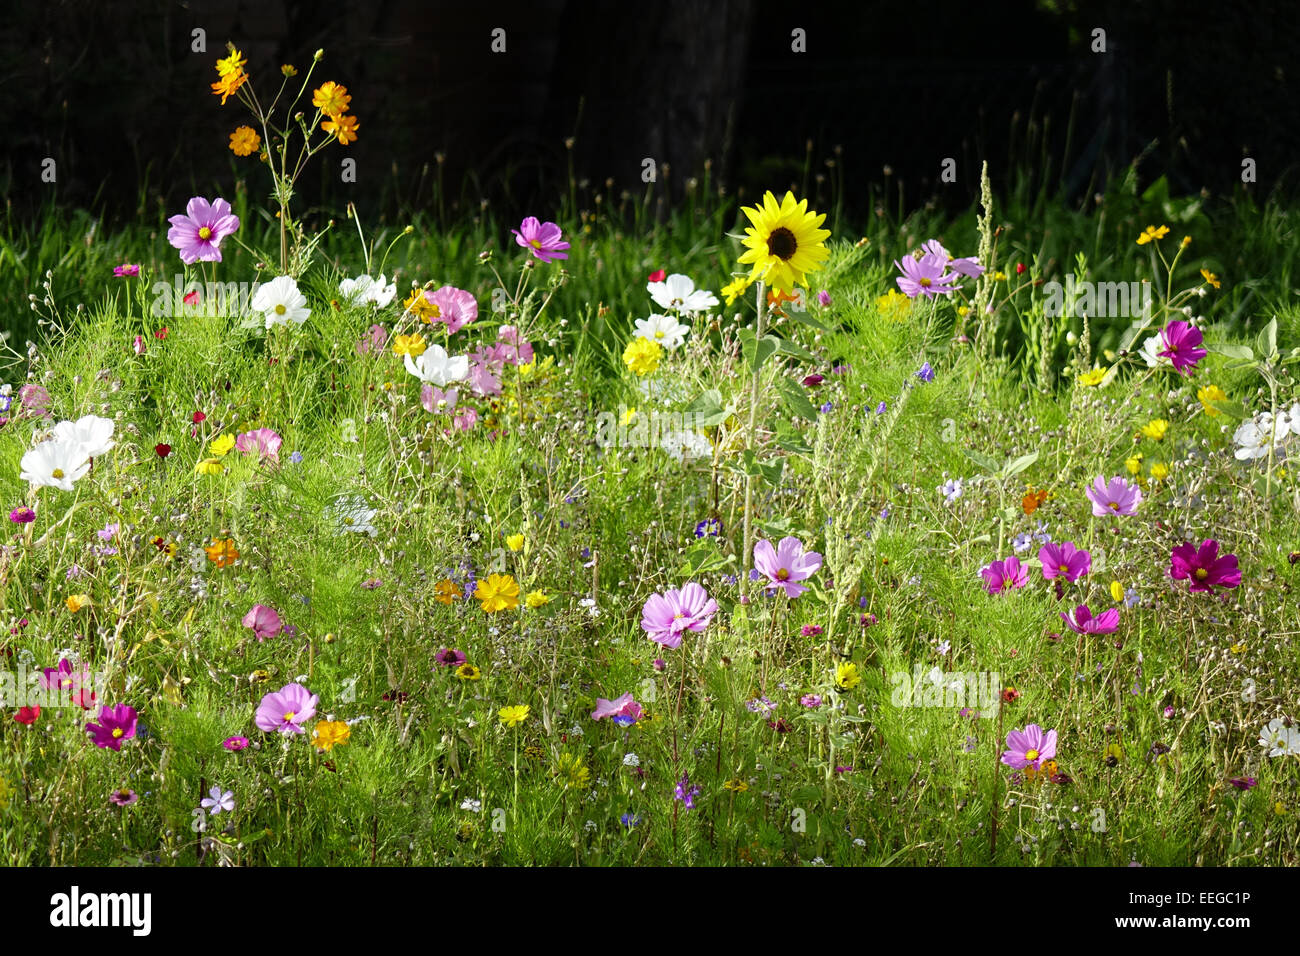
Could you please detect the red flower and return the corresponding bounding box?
[15,706,39,725]
[154,327,169,339]
[1016,262,1026,275]
[192,411,206,424]
[155,443,171,458]
[183,290,200,307]
[648,269,666,282]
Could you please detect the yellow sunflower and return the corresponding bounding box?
[736,191,830,294]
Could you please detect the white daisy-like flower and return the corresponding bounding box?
[1233,410,1293,461]
[338,274,397,308]
[660,429,712,463]
[52,414,115,459]
[19,438,91,491]
[460,798,482,812]
[250,276,311,329]
[622,752,641,767]
[1259,718,1293,757]
[648,273,719,315]
[633,313,690,350]
[332,496,378,536]
[1138,333,1174,368]
[403,344,469,386]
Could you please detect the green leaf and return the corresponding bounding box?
[774,419,813,455]
[1001,449,1039,479]
[739,328,778,373]
[684,389,732,427]
[1207,399,1251,421]
[1209,343,1254,361]
[962,448,999,474]
[774,337,817,363]
[1256,317,1278,361]
[776,376,820,421]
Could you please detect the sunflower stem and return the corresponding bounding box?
[741,281,766,605]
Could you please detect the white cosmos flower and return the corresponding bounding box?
[52,414,115,459]
[1138,333,1173,369]
[403,344,469,386]
[647,274,719,315]
[331,496,378,536]
[1260,718,1294,757]
[19,438,91,491]
[1233,410,1293,461]
[250,276,311,329]
[633,313,690,350]
[338,274,397,308]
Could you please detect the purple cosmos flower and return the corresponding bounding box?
[641,582,719,649]
[894,253,960,298]
[113,264,140,278]
[241,604,282,642]
[1169,539,1241,592]
[1157,320,1207,375]
[85,704,138,751]
[254,682,318,735]
[424,286,478,335]
[110,789,138,806]
[223,735,250,751]
[9,507,35,523]
[435,648,468,668]
[1000,723,1057,770]
[591,693,642,723]
[752,536,823,599]
[166,197,240,265]
[921,239,985,278]
[1038,541,1091,582]
[980,555,1028,595]
[1086,475,1143,517]
[512,216,569,263]
[1228,776,1257,791]
[915,362,935,383]
[1061,604,1120,634]
[235,428,282,463]
[674,773,701,809]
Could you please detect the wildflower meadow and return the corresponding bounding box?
[3,29,1300,893]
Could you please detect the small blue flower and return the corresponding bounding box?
[819,401,833,414]
[620,813,641,828]
[289,451,304,464]
[916,362,935,383]
[876,401,887,415]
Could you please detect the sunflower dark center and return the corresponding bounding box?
[767,227,797,261]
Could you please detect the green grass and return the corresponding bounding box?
[1,169,1300,866]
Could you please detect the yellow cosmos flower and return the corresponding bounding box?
[229,126,261,157]
[1077,367,1108,387]
[736,190,831,294]
[621,407,638,427]
[312,81,352,118]
[195,458,224,475]
[215,48,246,78]
[403,289,437,321]
[1200,268,1221,289]
[835,662,861,691]
[1110,580,1124,603]
[322,114,359,145]
[1136,225,1170,245]
[505,533,525,552]
[524,590,550,608]
[392,333,426,357]
[1149,462,1170,482]
[1140,419,1169,441]
[204,538,239,568]
[498,704,530,727]
[721,275,753,305]
[554,751,591,789]
[1198,384,1227,415]
[66,594,91,613]
[210,68,248,106]
[623,337,662,376]
[723,778,749,792]
[434,578,462,605]
[474,573,520,613]
[1125,453,1144,475]
[876,288,912,323]
[312,720,351,752]
[1230,641,1247,655]
[209,434,236,456]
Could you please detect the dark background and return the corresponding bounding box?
[1,0,1294,226]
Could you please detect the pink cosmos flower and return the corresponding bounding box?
[641,582,719,649]
[591,693,643,723]
[921,239,985,278]
[85,704,138,751]
[752,536,823,598]
[493,325,534,366]
[894,253,960,298]
[166,197,240,265]
[512,217,569,262]
[421,385,459,415]
[1038,541,1091,582]
[1169,539,1241,592]
[425,286,478,335]
[235,428,282,463]
[1086,475,1143,517]
[1157,320,1207,375]
[241,604,283,642]
[1060,604,1120,634]
[254,682,318,734]
[113,264,141,278]
[223,735,250,751]
[42,658,97,709]
[1000,723,1057,770]
[357,324,387,355]
[980,555,1028,595]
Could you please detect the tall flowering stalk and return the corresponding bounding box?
[208,44,362,274]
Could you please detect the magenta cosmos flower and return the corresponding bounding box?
[223,735,250,751]
[1157,320,1207,375]
[980,555,1028,595]
[85,704,138,751]
[591,693,643,723]
[753,536,823,598]
[894,252,960,298]
[1061,604,1120,634]
[425,285,478,335]
[254,682,318,734]
[167,197,240,265]
[1038,541,1091,582]
[641,582,719,649]
[1000,723,1057,770]
[512,217,569,263]
[235,428,282,463]
[1086,475,1143,517]
[113,263,140,278]
[1169,539,1241,593]
[241,603,282,642]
